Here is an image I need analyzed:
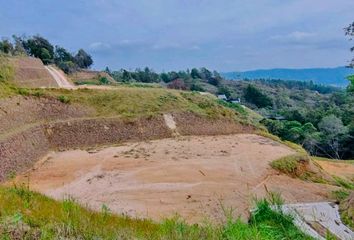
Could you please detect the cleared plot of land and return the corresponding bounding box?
[315,159,354,181]
[13,134,336,223]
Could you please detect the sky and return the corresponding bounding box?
[0,0,353,71]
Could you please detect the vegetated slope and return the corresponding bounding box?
[0,185,315,240]
[222,67,354,87]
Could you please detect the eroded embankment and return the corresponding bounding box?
[0,96,253,181]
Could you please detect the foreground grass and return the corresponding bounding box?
[0,186,313,240]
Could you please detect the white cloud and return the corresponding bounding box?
[89,42,111,51]
[270,31,317,42]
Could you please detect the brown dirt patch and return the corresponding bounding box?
[9,57,58,88]
[315,160,354,181]
[12,134,336,223]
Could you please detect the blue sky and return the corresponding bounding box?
[1,0,353,71]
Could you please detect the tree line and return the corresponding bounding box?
[0,35,93,74]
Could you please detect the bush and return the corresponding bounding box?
[57,95,70,104]
[57,61,77,74]
[99,76,109,85]
[17,88,30,96]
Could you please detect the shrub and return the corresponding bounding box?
[99,76,109,85]
[17,88,30,96]
[57,95,70,104]
[33,90,44,97]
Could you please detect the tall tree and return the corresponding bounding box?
[54,46,74,64]
[0,38,13,54]
[345,22,354,91]
[74,49,93,69]
[23,35,54,64]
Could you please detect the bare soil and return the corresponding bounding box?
[12,134,336,223]
[315,160,354,181]
[9,57,58,88]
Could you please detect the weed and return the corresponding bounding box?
[17,88,30,96]
[57,95,70,104]
[331,189,350,202]
[333,176,354,190]
[32,90,44,97]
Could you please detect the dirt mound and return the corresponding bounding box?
[12,134,336,223]
[8,57,58,88]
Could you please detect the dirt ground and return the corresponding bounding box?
[315,160,354,181]
[12,134,336,223]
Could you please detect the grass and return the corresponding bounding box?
[332,176,354,190]
[0,56,16,98]
[0,81,254,124]
[0,185,314,240]
[270,154,309,176]
[312,156,354,164]
[331,189,350,202]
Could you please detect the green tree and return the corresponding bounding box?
[347,75,354,92]
[23,35,54,63]
[190,68,200,79]
[0,39,14,54]
[244,84,273,108]
[54,46,74,64]
[74,49,93,69]
[12,35,26,55]
[345,22,354,91]
[318,115,348,159]
[218,85,232,98]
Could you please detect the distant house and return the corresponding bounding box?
[228,98,241,104]
[217,94,227,101]
[268,116,286,121]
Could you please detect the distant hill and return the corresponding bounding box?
[222,67,354,87]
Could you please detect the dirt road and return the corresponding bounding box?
[45,66,74,88]
[13,134,336,223]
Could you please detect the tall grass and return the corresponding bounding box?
[0,186,313,239]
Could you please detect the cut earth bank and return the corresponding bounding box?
[13,134,338,223]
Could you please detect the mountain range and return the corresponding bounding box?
[222,67,354,87]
